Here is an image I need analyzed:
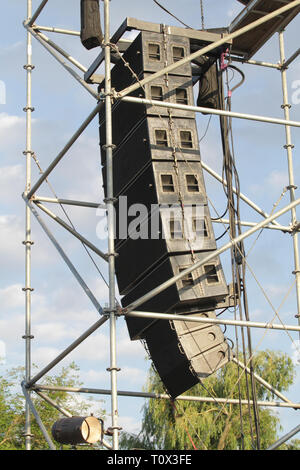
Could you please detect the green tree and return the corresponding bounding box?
[0,362,106,450]
[120,350,299,451]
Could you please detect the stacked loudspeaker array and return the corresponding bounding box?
[99,30,234,398]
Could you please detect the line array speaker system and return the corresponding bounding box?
[99,28,233,397]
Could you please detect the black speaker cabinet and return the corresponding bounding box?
[143,311,231,398]
[123,252,228,340]
[99,30,194,150]
[101,116,203,195]
[115,202,217,295]
[99,26,231,392]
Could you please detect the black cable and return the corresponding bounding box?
[222,61,262,450]
[152,0,193,29]
[215,226,230,242]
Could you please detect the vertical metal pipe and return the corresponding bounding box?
[103,0,119,450]
[22,382,56,450]
[24,0,33,451]
[279,30,300,329]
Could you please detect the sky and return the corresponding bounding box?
[0,0,300,448]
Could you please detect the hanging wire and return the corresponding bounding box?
[221,58,262,449]
[152,0,193,29]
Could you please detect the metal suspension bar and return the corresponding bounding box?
[33,384,300,410]
[279,31,300,332]
[24,24,98,99]
[26,316,108,389]
[33,25,80,36]
[24,0,33,451]
[123,198,300,313]
[34,201,108,262]
[117,0,300,98]
[267,424,300,450]
[126,310,300,333]
[230,56,281,69]
[25,198,103,314]
[120,95,300,128]
[26,100,104,200]
[213,218,290,232]
[34,196,106,209]
[26,0,49,27]
[104,0,119,451]
[22,382,56,450]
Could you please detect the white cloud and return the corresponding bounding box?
[266,170,289,193]
[34,322,83,344]
[118,366,147,386]
[0,284,24,310]
[0,164,25,204]
[32,346,61,367]
[0,112,24,134]
[69,333,110,362]
[118,414,142,435]
[0,215,24,270]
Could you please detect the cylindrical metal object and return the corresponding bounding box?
[80,0,103,50]
[52,416,102,445]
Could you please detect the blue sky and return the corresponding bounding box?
[0,0,300,446]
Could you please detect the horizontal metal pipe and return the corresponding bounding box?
[267,424,300,450]
[26,100,104,200]
[117,0,300,98]
[121,95,300,128]
[231,56,281,69]
[213,218,290,232]
[26,316,108,388]
[34,196,106,209]
[33,25,80,36]
[126,310,300,333]
[34,201,108,262]
[26,0,48,27]
[33,385,300,409]
[124,199,300,314]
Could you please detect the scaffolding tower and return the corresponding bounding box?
[21,0,300,451]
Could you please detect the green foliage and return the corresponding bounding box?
[120,350,298,451]
[0,362,106,450]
